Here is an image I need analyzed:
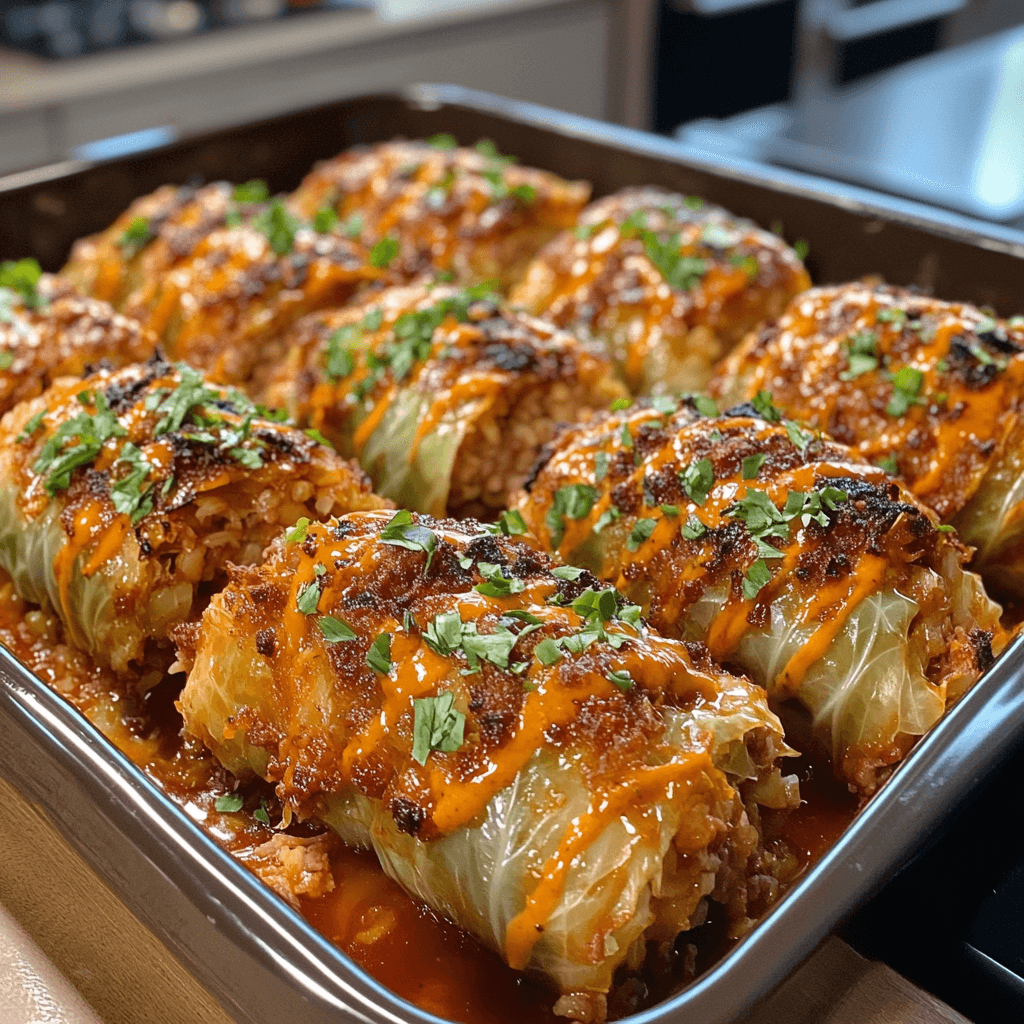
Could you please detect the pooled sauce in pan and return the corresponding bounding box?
[0,568,862,1023]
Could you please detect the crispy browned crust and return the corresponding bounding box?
[178,510,768,840]
[710,282,1024,521]
[509,187,811,394]
[258,281,625,516]
[290,140,591,290]
[0,274,156,417]
[62,182,235,308]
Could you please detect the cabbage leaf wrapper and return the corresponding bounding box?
[289,138,591,291]
[710,283,1024,595]
[510,186,810,396]
[0,268,155,418]
[174,511,797,1016]
[257,282,625,519]
[0,356,388,680]
[514,396,1004,794]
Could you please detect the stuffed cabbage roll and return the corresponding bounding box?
[62,180,240,309]
[258,281,626,518]
[0,260,155,417]
[63,183,399,386]
[0,356,387,681]
[509,187,811,395]
[711,283,1024,595]
[174,509,797,1019]
[514,394,1003,793]
[289,138,590,291]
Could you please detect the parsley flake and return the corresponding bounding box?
[742,453,766,479]
[117,218,154,259]
[840,330,879,380]
[296,580,321,615]
[626,517,657,552]
[680,458,714,505]
[16,409,45,443]
[319,616,357,642]
[608,669,634,692]
[214,793,243,813]
[887,365,924,417]
[411,692,465,765]
[546,484,598,546]
[534,637,562,666]
[314,207,338,233]
[681,514,706,540]
[252,199,301,255]
[475,562,525,598]
[743,559,773,600]
[366,633,392,674]
[427,133,458,150]
[551,565,585,581]
[381,510,438,572]
[641,231,707,291]
[0,350,13,370]
[233,180,270,204]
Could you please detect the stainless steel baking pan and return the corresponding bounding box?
[2,84,1024,1024]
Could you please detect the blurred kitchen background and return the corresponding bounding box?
[1,0,1022,223]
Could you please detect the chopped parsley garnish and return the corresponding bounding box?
[742,453,766,479]
[475,562,525,597]
[326,323,360,380]
[33,392,127,495]
[214,793,243,813]
[0,258,45,308]
[574,222,598,240]
[793,239,810,262]
[751,390,782,422]
[608,669,634,691]
[0,350,13,370]
[626,517,657,552]
[380,509,438,573]
[886,365,924,417]
[116,217,154,259]
[689,393,719,418]
[877,454,898,475]
[551,565,585,581]
[681,514,706,540]
[342,212,363,239]
[296,579,321,615]
[651,396,679,416]
[460,623,518,672]
[16,409,45,443]
[368,236,399,268]
[534,637,562,666]
[108,442,154,524]
[254,800,271,825]
[730,253,759,278]
[742,559,773,600]
[594,506,621,532]
[784,419,813,452]
[423,611,463,657]
[680,458,714,506]
[319,616,357,642]
[546,484,598,546]
[727,485,848,559]
[610,397,632,411]
[641,231,707,291]
[620,423,633,449]
[659,504,679,516]
[876,307,907,328]
[411,692,466,765]
[233,180,270,204]
[252,199,301,255]
[314,207,338,233]
[366,633,392,674]
[427,132,458,150]
[685,195,703,210]
[150,366,221,435]
[479,509,529,537]
[593,450,610,483]
[975,315,998,335]
[840,330,879,379]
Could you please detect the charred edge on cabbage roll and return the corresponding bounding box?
[256,281,626,519]
[0,267,156,417]
[514,393,1003,794]
[710,282,1024,596]
[174,509,798,1016]
[509,187,811,396]
[0,354,388,681]
[289,138,591,291]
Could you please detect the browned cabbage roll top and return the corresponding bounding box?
[510,187,811,395]
[290,137,591,290]
[175,509,797,1017]
[0,262,155,417]
[0,356,387,680]
[258,281,626,518]
[514,395,1003,793]
[63,181,399,386]
[711,283,1024,594]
